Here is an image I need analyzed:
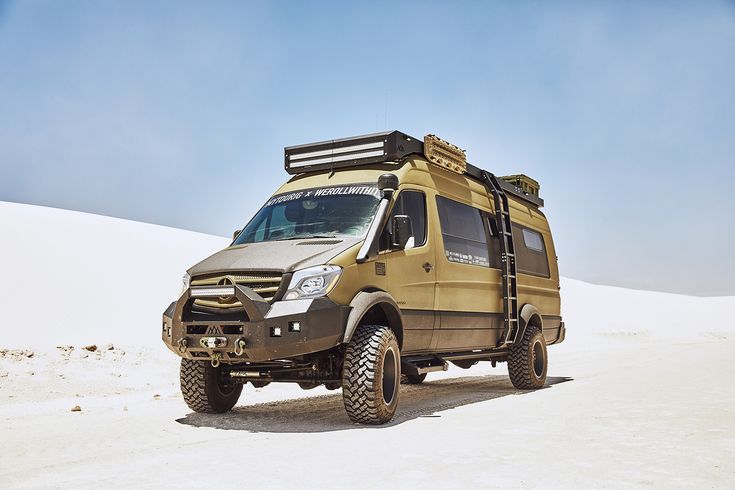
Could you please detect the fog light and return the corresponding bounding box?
[289,321,301,332]
[270,326,282,337]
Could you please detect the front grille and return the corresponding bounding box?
[190,272,284,309]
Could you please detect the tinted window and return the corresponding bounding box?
[484,214,502,269]
[512,224,550,277]
[381,190,427,250]
[234,185,380,244]
[436,196,490,267]
[522,228,544,252]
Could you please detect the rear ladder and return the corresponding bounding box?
[480,171,519,346]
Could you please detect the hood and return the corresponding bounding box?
[188,237,362,276]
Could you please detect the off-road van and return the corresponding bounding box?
[162,131,564,424]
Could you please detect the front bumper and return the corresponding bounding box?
[162,284,350,363]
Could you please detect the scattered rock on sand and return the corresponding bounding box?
[70,405,81,412]
[83,345,97,352]
[105,343,115,351]
[0,349,35,360]
[153,394,161,400]
[56,346,74,360]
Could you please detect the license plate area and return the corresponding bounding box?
[199,337,228,349]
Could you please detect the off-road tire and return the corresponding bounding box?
[180,358,243,413]
[342,325,400,424]
[508,325,547,389]
[401,373,427,384]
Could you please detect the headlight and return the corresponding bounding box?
[283,265,341,300]
[181,272,191,294]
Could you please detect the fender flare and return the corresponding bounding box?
[518,303,543,341]
[342,290,404,347]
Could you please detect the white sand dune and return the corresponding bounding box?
[0,201,228,348]
[1,201,733,489]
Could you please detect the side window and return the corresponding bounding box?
[484,214,501,269]
[522,228,544,252]
[436,196,490,267]
[380,190,427,251]
[512,224,550,277]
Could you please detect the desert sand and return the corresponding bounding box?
[1,201,733,489]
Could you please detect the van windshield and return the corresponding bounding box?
[234,184,380,244]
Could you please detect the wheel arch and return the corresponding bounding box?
[343,290,404,349]
[518,303,544,342]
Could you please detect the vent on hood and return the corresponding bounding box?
[297,239,343,245]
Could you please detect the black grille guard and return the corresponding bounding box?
[182,284,271,322]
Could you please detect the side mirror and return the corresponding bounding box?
[391,215,414,250]
[232,229,241,240]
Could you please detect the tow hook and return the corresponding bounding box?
[178,337,188,353]
[234,338,247,356]
[211,352,221,368]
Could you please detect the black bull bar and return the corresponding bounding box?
[162,283,350,364]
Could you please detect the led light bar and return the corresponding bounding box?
[289,141,385,167]
[190,287,236,297]
[284,130,423,174]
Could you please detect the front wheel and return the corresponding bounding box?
[342,325,400,424]
[508,325,548,389]
[180,358,243,413]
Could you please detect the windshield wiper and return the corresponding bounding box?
[274,234,338,241]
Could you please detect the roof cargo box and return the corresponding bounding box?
[500,174,541,197]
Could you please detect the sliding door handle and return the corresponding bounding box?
[422,262,434,272]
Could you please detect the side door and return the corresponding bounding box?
[378,189,436,354]
[432,195,504,351]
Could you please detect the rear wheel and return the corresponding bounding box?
[180,358,243,413]
[342,325,400,424]
[508,325,547,389]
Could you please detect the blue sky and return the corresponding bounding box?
[1,1,734,295]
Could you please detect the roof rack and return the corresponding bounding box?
[284,130,543,208]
